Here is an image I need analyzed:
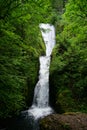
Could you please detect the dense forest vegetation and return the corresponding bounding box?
[50,0,87,113]
[0,0,52,118]
[0,0,87,120]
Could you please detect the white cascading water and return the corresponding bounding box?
[28,23,55,120]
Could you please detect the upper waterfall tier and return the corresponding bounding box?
[39,23,55,56]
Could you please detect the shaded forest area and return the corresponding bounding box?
[0,0,51,118]
[50,0,87,113]
[0,0,87,120]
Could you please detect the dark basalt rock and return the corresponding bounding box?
[40,113,87,130]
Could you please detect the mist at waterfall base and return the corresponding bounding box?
[7,23,55,130]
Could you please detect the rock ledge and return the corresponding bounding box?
[40,113,87,130]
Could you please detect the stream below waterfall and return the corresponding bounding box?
[5,23,55,130]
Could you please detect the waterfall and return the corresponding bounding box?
[28,23,55,120]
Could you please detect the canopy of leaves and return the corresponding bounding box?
[50,0,87,113]
[0,0,53,118]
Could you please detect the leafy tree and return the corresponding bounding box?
[0,0,52,118]
[50,0,87,113]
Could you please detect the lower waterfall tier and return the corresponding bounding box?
[28,106,53,119]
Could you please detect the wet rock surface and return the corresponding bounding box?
[40,113,87,130]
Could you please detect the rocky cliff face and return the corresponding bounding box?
[40,113,87,130]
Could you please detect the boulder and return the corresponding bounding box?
[40,113,87,130]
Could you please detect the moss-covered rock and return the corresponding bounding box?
[56,89,77,112]
[40,113,87,130]
[49,68,87,113]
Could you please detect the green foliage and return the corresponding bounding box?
[50,0,87,113]
[1,0,87,118]
[0,0,53,118]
